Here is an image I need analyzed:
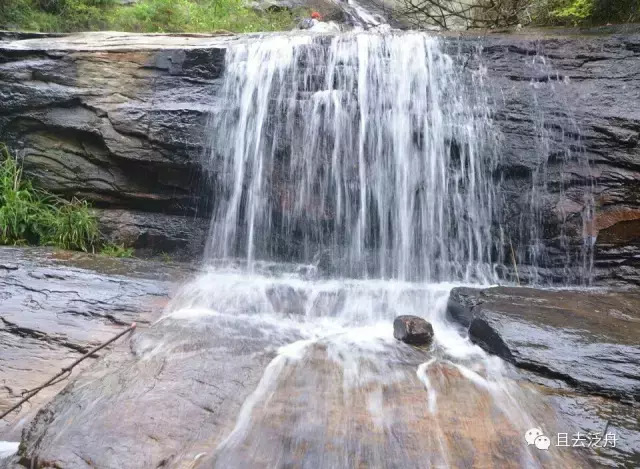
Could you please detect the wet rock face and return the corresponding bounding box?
[206,342,595,469]
[447,286,640,402]
[0,246,181,442]
[456,33,640,286]
[97,209,208,260]
[266,285,308,315]
[393,315,434,346]
[1,31,639,281]
[0,33,229,258]
[0,247,275,469]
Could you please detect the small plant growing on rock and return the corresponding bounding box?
[100,243,134,258]
[159,251,173,263]
[39,199,99,252]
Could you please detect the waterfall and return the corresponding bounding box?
[204,32,501,283]
[160,31,599,468]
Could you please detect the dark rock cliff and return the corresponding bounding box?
[0,32,232,258]
[0,31,638,282]
[463,32,640,286]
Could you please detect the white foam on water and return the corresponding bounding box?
[416,358,438,414]
[158,265,582,467]
[0,442,19,460]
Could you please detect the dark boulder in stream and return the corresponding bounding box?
[447,286,640,402]
[393,315,434,345]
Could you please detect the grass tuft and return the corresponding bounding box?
[0,144,99,252]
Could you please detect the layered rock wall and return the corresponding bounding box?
[464,33,640,285]
[0,33,232,257]
[1,31,638,282]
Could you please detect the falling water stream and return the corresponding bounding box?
[205,33,501,283]
[164,31,594,468]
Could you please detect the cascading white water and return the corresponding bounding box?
[204,32,501,283]
[155,31,596,468]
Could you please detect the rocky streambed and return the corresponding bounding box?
[447,286,640,468]
[0,247,279,469]
[0,247,191,442]
[0,246,637,468]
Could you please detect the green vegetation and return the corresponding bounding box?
[0,144,99,251]
[550,0,594,23]
[159,251,173,263]
[101,243,135,258]
[0,0,302,33]
[534,0,639,26]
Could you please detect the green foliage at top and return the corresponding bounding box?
[532,0,640,26]
[0,0,302,33]
[0,144,99,251]
[1,0,112,31]
[108,0,300,33]
[550,0,594,24]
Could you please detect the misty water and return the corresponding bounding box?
[161,32,594,467]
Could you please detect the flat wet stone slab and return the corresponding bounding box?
[0,252,300,469]
[536,385,640,468]
[7,310,280,469]
[447,286,640,402]
[207,342,594,469]
[0,247,185,441]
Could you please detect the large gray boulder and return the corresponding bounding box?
[447,286,640,402]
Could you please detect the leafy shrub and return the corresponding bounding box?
[550,0,594,24]
[0,150,41,245]
[0,144,99,251]
[39,199,99,251]
[531,0,639,26]
[107,0,300,33]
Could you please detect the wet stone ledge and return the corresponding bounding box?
[0,246,190,442]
